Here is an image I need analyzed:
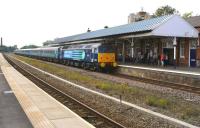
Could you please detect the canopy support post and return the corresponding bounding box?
[122,42,125,64]
[173,37,177,68]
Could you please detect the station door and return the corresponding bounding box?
[190,49,196,67]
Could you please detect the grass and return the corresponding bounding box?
[145,96,170,109]
[181,108,200,119]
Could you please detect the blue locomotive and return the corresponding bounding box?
[15,43,117,70]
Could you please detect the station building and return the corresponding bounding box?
[54,15,199,67]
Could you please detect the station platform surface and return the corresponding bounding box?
[0,53,94,128]
[0,68,33,128]
[119,64,200,76]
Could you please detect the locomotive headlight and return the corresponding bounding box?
[113,62,117,67]
[100,62,106,68]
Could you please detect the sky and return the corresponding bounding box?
[0,0,200,48]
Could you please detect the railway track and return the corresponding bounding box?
[4,54,126,128]
[12,54,200,95]
[113,73,200,95]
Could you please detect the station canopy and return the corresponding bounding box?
[54,15,199,44]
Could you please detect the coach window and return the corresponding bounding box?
[180,40,185,58]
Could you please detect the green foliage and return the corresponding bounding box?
[182,12,193,19]
[146,96,170,109]
[154,5,179,17]
[0,45,17,52]
[21,45,39,49]
[43,40,54,46]
[97,83,112,91]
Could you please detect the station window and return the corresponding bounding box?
[180,41,185,58]
[190,39,197,49]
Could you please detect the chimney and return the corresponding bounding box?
[87,28,91,32]
[0,37,2,47]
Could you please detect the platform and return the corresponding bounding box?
[0,53,94,128]
[0,62,33,128]
[119,64,200,76]
[117,64,200,87]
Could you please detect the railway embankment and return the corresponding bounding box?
[11,54,200,127]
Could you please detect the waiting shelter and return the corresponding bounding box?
[54,15,199,67]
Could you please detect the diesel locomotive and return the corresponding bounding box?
[15,43,117,71]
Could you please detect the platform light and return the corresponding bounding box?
[173,37,177,46]
[131,42,134,47]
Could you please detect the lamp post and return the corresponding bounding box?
[173,37,177,69]
[0,37,2,47]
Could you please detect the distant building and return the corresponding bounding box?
[128,10,152,23]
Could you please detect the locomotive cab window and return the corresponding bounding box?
[99,45,114,53]
[94,48,98,53]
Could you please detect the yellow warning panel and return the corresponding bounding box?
[98,53,115,63]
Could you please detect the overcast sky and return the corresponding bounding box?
[0,0,199,48]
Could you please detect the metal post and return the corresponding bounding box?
[131,38,134,58]
[122,42,125,63]
[0,37,2,47]
[173,37,177,68]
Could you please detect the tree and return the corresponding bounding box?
[21,45,39,49]
[104,26,109,28]
[154,5,179,17]
[0,45,18,52]
[182,12,193,19]
[43,40,54,46]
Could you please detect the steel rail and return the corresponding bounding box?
[4,54,126,128]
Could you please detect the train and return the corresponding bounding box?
[14,43,117,71]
